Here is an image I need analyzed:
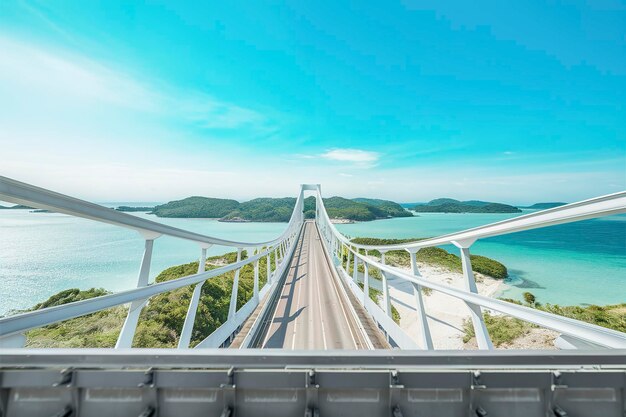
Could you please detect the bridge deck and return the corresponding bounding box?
[261,221,374,349]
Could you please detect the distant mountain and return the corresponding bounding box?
[412,198,521,213]
[151,195,411,222]
[521,202,567,209]
[151,197,240,218]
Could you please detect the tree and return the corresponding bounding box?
[523,292,536,306]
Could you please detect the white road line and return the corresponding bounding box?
[316,223,367,349]
[320,228,359,349]
[291,236,305,350]
[312,227,328,350]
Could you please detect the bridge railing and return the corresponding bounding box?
[314,187,626,350]
[0,176,305,348]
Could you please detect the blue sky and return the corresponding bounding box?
[0,1,624,203]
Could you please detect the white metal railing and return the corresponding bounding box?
[1,176,625,351]
[313,186,626,350]
[0,176,305,348]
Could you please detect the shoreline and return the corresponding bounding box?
[384,262,558,350]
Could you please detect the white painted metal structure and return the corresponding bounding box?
[0,177,625,351]
[0,176,305,349]
[314,185,626,350]
[1,177,626,416]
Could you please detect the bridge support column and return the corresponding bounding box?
[178,245,212,348]
[228,248,243,320]
[116,237,157,348]
[380,251,392,318]
[408,250,434,350]
[453,240,493,350]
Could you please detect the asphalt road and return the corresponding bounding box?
[262,221,370,349]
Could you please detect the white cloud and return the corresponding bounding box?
[320,148,380,164]
[0,35,267,131]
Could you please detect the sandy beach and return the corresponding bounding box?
[384,262,559,350]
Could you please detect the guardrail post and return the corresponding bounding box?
[352,250,359,283]
[266,252,272,283]
[380,250,392,318]
[363,262,370,305]
[253,259,260,302]
[408,250,434,350]
[274,247,279,270]
[452,240,494,350]
[228,248,243,319]
[116,237,157,348]
[345,246,351,271]
[178,244,212,348]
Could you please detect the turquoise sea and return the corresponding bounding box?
[0,207,624,315]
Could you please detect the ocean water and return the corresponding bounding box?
[0,208,624,315]
[336,211,626,306]
[0,208,286,315]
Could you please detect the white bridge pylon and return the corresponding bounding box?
[0,177,625,350]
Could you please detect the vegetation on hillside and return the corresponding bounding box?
[151,195,412,222]
[349,237,509,279]
[412,198,521,213]
[151,196,240,218]
[307,196,411,221]
[351,198,412,218]
[463,293,626,346]
[221,198,297,222]
[25,250,275,348]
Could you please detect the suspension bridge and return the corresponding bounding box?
[0,176,625,417]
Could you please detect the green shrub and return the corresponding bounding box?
[350,237,508,279]
[463,313,531,346]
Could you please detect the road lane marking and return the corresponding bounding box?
[312,226,328,350]
[291,228,306,349]
[319,231,359,349]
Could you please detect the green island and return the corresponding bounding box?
[151,195,412,222]
[151,196,239,218]
[412,198,521,213]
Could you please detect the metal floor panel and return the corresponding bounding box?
[1,352,625,417]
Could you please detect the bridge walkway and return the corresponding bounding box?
[258,221,387,349]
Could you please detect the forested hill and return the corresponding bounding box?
[151,195,412,222]
[413,198,521,213]
[151,197,240,218]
